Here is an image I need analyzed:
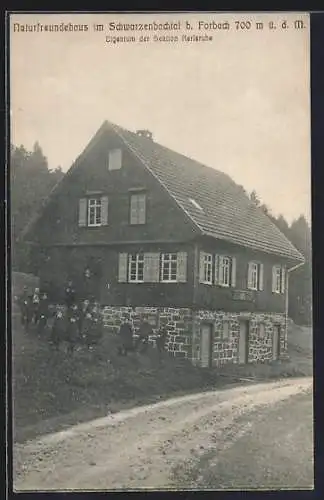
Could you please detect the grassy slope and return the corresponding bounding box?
[12,310,312,444]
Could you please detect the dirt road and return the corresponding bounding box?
[13,377,313,491]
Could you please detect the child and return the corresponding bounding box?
[66,304,80,354]
[50,307,66,350]
[32,287,41,325]
[37,292,50,336]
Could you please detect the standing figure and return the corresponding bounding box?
[118,319,134,356]
[18,286,33,332]
[32,287,41,325]
[37,292,50,337]
[50,307,66,350]
[78,299,90,335]
[80,307,93,348]
[156,327,168,354]
[66,304,80,354]
[64,280,76,308]
[88,302,103,348]
[136,316,153,352]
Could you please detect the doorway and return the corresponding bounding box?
[272,325,281,361]
[238,320,249,364]
[200,323,213,368]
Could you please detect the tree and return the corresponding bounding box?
[249,189,312,326]
[11,142,64,272]
[288,216,312,325]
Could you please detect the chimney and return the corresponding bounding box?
[136,129,153,140]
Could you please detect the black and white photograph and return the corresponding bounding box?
[9,11,313,491]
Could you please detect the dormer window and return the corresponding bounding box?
[108,148,122,170]
[189,198,204,211]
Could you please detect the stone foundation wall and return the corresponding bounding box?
[102,306,193,357]
[102,306,286,366]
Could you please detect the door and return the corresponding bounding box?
[273,325,281,361]
[238,320,249,364]
[200,323,213,368]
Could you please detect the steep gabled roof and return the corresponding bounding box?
[23,119,304,263]
[108,121,304,262]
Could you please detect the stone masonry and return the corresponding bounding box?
[102,306,286,366]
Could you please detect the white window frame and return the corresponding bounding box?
[161,253,178,283]
[273,265,285,294]
[219,256,231,287]
[202,253,213,284]
[128,253,144,283]
[248,262,259,291]
[130,193,146,225]
[87,198,102,227]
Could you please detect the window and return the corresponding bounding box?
[161,253,178,282]
[259,323,266,338]
[88,198,102,226]
[130,193,146,225]
[108,148,122,170]
[247,262,264,291]
[219,256,231,287]
[272,265,285,294]
[217,255,236,287]
[79,196,108,227]
[128,254,144,282]
[119,252,187,284]
[201,253,213,284]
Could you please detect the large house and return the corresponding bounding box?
[23,120,304,367]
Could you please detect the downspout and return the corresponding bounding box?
[192,242,200,364]
[285,261,305,352]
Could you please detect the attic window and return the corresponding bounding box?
[189,198,204,211]
[108,148,122,170]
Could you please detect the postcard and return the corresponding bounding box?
[9,11,312,491]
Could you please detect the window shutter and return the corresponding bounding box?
[143,253,160,282]
[247,262,253,289]
[281,266,286,294]
[272,266,277,293]
[130,197,137,225]
[101,196,109,225]
[138,194,146,224]
[118,253,128,282]
[108,148,122,170]
[177,252,187,282]
[199,252,205,283]
[218,255,225,285]
[259,263,264,291]
[78,198,87,227]
[231,257,236,287]
[214,255,220,285]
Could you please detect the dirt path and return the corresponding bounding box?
[13,377,313,491]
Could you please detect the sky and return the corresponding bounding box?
[10,12,311,225]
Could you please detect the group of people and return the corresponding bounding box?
[18,280,169,356]
[18,280,103,353]
[18,286,49,335]
[118,316,168,356]
[51,298,103,352]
